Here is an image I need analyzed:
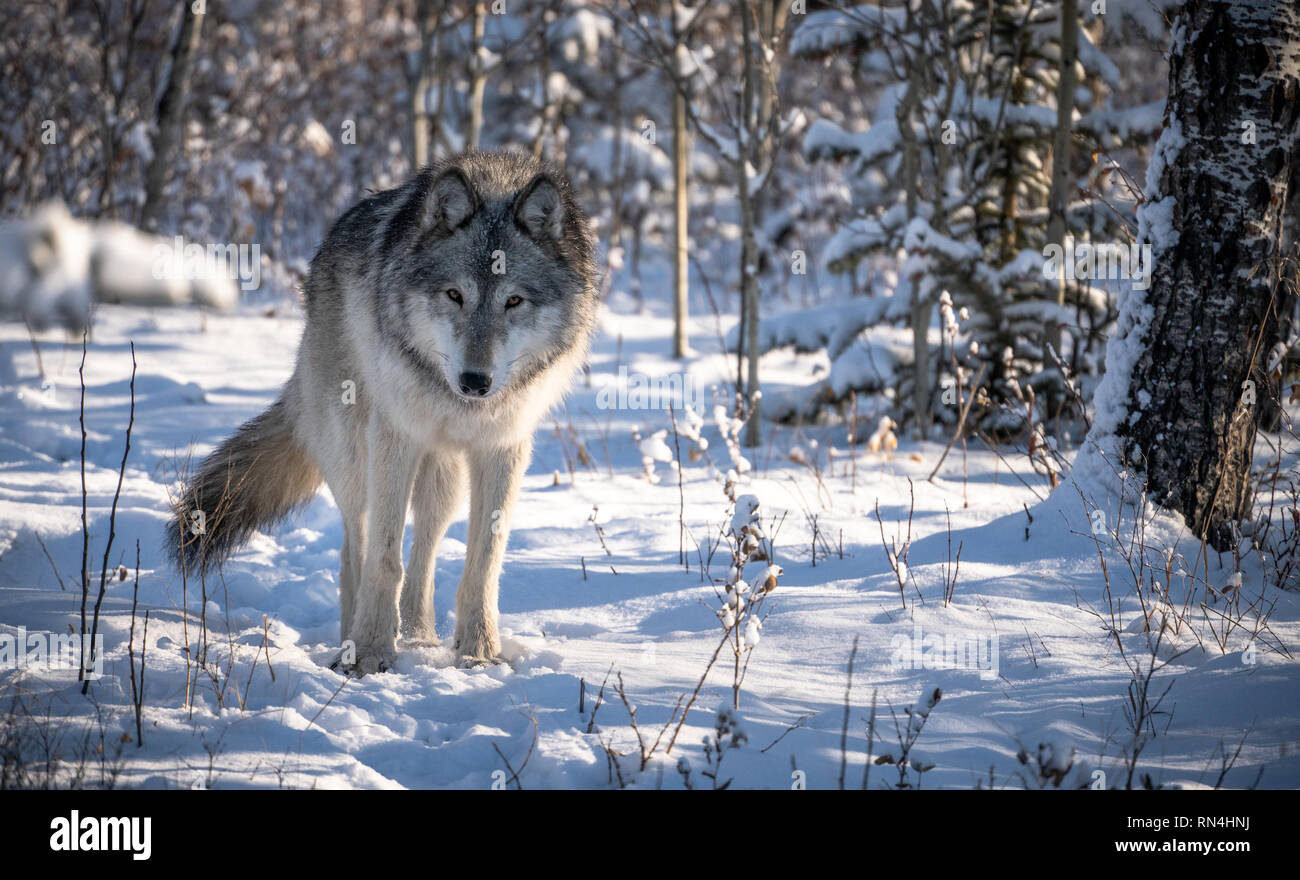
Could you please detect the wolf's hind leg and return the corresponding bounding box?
[326,449,367,644]
[400,451,466,644]
[349,417,421,673]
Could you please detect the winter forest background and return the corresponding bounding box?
[0,0,1298,792]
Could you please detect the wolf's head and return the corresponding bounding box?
[383,151,596,403]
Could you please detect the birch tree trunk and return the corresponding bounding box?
[1109,0,1300,547]
[1044,0,1078,410]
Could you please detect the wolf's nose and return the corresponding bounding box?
[458,371,493,396]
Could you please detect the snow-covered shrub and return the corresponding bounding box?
[713,401,753,475]
[0,203,237,330]
[752,1,1173,433]
[873,686,942,789]
[1015,740,1094,790]
[632,405,710,483]
[634,428,674,484]
[716,490,779,709]
[697,706,747,790]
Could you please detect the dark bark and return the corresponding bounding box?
[141,2,204,230]
[1123,0,1300,547]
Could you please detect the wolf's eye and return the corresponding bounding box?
[505,295,524,309]
[445,289,463,306]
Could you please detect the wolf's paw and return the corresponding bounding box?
[400,622,440,648]
[457,653,508,669]
[353,653,393,676]
[454,626,502,668]
[344,639,397,676]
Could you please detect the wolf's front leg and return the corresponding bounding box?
[349,415,421,673]
[399,451,466,644]
[455,439,531,665]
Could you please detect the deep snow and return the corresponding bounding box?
[1,293,1297,789]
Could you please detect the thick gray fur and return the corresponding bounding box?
[167,150,597,670]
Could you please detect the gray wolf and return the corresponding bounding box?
[167,151,597,671]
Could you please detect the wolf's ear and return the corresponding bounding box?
[513,174,565,244]
[422,168,478,232]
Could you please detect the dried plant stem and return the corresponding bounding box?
[84,341,136,695]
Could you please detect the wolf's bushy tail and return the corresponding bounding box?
[166,395,321,575]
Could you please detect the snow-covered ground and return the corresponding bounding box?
[1,293,1298,789]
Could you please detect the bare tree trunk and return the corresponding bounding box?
[641,0,781,435]
[530,2,550,158]
[1261,152,1300,430]
[738,0,788,446]
[468,1,487,152]
[94,0,146,220]
[141,1,204,230]
[599,16,628,304]
[1114,0,1300,547]
[740,0,762,447]
[898,67,930,436]
[408,0,438,170]
[1043,0,1077,413]
[672,13,690,359]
